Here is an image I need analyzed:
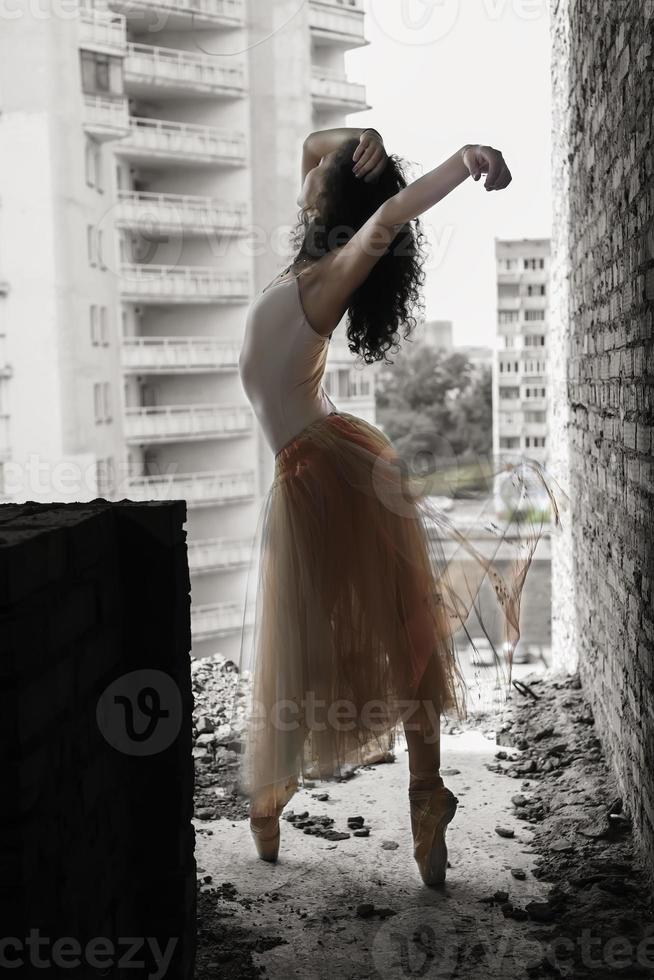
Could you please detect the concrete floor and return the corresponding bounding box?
[196,726,552,979]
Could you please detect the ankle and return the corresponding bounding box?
[408,769,444,794]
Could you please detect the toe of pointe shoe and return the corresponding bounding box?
[410,788,458,886]
[250,819,280,862]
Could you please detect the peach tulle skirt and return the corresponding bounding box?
[234,409,566,817]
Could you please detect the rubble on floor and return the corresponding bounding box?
[192,655,654,978]
[487,670,654,978]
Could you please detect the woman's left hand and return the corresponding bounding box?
[352,130,388,182]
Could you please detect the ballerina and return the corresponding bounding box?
[237,128,564,884]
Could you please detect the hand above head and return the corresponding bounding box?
[352,129,389,183]
[461,144,512,191]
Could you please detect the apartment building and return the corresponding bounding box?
[0,0,373,661]
[493,238,551,508]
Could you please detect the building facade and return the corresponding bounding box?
[493,238,550,509]
[0,0,374,660]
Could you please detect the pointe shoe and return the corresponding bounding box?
[409,786,458,885]
[250,815,280,862]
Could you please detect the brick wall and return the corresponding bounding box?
[0,500,195,978]
[551,0,654,875]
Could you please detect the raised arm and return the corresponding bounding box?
[302,127,387,186]
[329,143,512,295]
[380,143,511,228]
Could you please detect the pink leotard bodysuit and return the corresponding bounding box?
[238,268,338,456]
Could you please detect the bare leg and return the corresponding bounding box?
[404,652,445,793]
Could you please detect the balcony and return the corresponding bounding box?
[496,296,522,311]
[124,43,246,98]
[121,336,241,373]
[82,95,130,141]
[124,404,252,443]
[309,0,367,49]
[191,600,254,641]
[115,191,247,237]
[115,117,246,166]
[311,66,369,112]
[520,397,547,411]
[119,265,250,303]
[187,536,252,574]
[78,8,126,56]
[126,468,255,507]
[108,0,245,30]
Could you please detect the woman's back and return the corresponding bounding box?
[238,270,337,456]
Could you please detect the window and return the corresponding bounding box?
[100,307,109,346]
[90,305,98,345]
[500,437,520,449]
[524,387,546,399]
[525,310,546,321]
[97,229,105,269]
[96,456,115,497]
[93,382,113,423]
[93,382,102,422]
[498,283,520,298]
[103,382,112,421]
[499,310,519,324]
[525,334,546,346]
[80,52,123,95]
[527,284,546,296]
[84,137,103,191]
[87,225,97,266]
[503,335,515,348]
[499,387,520,400]
[91,306,109,345]
[523,258,546,271]
[525,436,546,448]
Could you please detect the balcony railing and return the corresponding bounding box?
[119,265,250,303]
[79,8,126,55]
[115,117,246,165]
[121,336,241,373]
[82,95,130,141]
[191,600,254,641]
[187,536,252,574]
[124,404,252,443]
[115,190,247,236]
[108,0,245,29]
[309,0,367,48]
[126,468,255,507]
[125,43,245,96]
[311,66,368,111]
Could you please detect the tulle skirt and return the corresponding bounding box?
[234,409,566,816]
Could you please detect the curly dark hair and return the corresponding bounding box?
[288,137,428,366]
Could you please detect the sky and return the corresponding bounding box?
[345,0,553,347]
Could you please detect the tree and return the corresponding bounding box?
[375,341,493,489]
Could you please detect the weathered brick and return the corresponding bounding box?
[551,0,654,877]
